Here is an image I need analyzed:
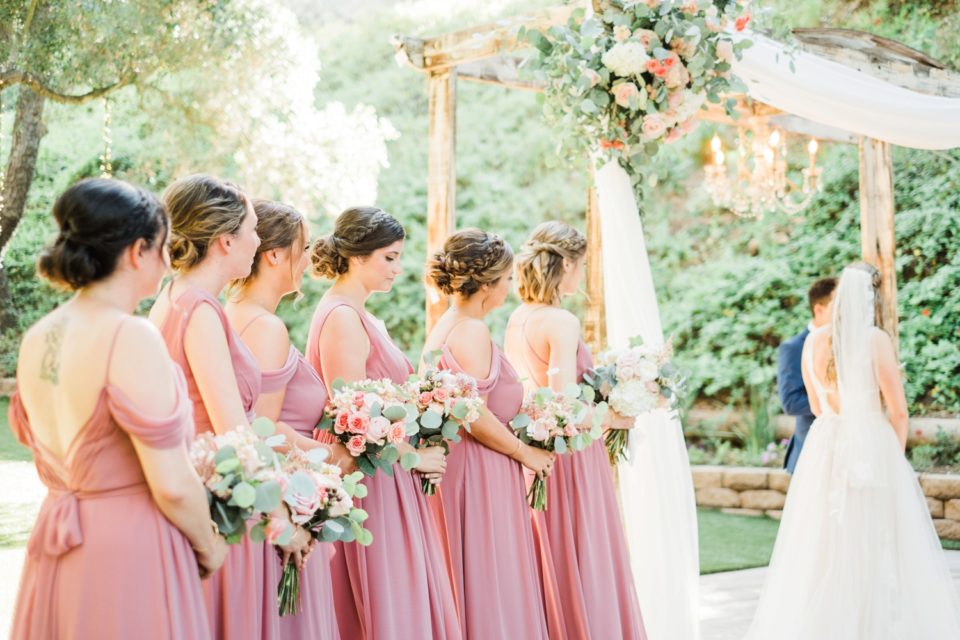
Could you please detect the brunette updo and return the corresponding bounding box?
[515,221,587,305]
[310,206,405,279]
[163,174,250,272]
[427,228,514,298]
[37,178,167,290]
[231,200,306,291]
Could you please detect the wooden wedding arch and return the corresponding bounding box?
[392,5,960,350]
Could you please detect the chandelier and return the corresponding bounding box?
[704,121,823,218]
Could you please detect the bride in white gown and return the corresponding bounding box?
[745,262,960,640]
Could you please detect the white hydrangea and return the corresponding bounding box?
[601,41,649,78]
[609,378,656,417]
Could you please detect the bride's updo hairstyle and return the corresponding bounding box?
[163,174,250,273]
[826,261,884,385]
[310,206,405,279]
[37,178,167,290]
[426,228,514,298]
[515,221,587,305]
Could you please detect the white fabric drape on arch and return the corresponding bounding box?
[595,160,701,640]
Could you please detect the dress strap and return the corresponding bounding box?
[520,307,551,367]
[237,313,270,338]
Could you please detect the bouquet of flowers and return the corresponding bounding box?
[276,445,372,616]
[527,0,752,194]
[583,337,686,464]
[315,378,415,477]
[403,360,484,494]
[190,418,291,545]
[509,384,605,511]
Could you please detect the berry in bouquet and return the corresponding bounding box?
[509,383,605,511]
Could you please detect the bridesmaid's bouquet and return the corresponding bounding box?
[315,378,414,477]
[403,359,484,494]
[189,418,291,545]
[276,445,372,616]
[509,384,604,511]
[584,337,686,465]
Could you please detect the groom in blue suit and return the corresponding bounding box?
[777,277,837,473]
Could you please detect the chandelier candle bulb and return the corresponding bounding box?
[808,138,818,168]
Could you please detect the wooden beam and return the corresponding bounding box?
[456,56,542,92]
[426,69,458,332]
[584,181,606,353]
[858,136,899,344]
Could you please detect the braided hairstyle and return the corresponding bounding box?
[515,221,587,305]
[427,228,514,298]
[310,206,405,279]
[37,178,168,290]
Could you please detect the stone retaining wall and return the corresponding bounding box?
[693,465,960,540]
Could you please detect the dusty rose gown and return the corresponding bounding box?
[260,343,340,639]
[306,297,461,640]
[8,321,210,639]
[436,340,552,639]
[157,285,278,640]
[529,340,646,640]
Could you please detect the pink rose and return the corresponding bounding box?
[388,421,406,444]
[334,412,350,434]
[612,82,641,108]
[668,91,684,109]
[433,388,449,403]
[289,491,322,524]
[346,435,367,456]
[716,40,734,63]
[635,29,657,49]
[642,114,667,140]
[418,391,433,406]
[368,416,390,441]
[564,422,579,437]
[264,518,289,545]
[664,63,690,89]
[347,412,369,435]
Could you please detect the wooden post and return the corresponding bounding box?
[584,181,606,352]
[426,69,457,332]
[858,137,898,344]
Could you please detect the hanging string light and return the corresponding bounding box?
[0,81,7,269]
[99,97,113,178]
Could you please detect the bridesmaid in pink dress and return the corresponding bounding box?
[226,199,340,639]
[505,221,646,640]
[306,206,461,640]
[149,175,310,640]
[9,179,225,639]
[421,228,558,639]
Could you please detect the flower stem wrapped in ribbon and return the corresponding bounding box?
[509,384,605,511]
[403,352,485,494]
[583,336,686,465]
[276,445,371,616]
[315,378,415,477]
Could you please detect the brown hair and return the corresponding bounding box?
[427,228,514,298]
[163,174,251,272]
[515,221,587,305]
[38,178,167,290]
[807,277,838,315]
[310,206,404,279]
[229,200,307,293]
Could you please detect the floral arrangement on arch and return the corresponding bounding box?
[526,0,753,191]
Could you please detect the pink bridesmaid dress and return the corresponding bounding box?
[532,340,646,640]
[8,322,210,639]
[436,340,552,639]
[306,297,461,640]
[260,343,340,640]
[157,285,278,640]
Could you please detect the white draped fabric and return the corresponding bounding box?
[595,160,701,640]
[730,31,960,150]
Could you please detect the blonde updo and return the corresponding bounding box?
[163,174,250,272]
[427,228,514,298]
[515,221,587,305]
[230,199,307,292]
[310,206,405,279]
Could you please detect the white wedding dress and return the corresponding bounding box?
[745,268,960,639]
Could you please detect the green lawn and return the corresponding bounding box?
[698,508,780,574]
[0,398,31,462]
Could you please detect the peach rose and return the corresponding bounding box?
[347,412,369,434]
[418,391,434,406]
[387,422,406,444]
[612,82,641,108]
[346,435,367,456]
[335,412,350,434]
[635,29,658,50]
[664,127,684,144]
[642,114,667,140]
[433,388,449,403]
[716,40,734,63]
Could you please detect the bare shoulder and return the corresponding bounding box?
[447,319,492,378]
[241,314,291,368]
[869,327,896,355]
[319,304,369,347]
[447,317,491,344]
[110,317,179,413]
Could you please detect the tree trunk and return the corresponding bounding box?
[0,86,47,330]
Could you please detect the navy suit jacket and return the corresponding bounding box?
[777,328,815,473]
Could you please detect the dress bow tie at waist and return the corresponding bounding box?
[28,484,149,558]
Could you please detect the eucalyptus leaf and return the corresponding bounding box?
[400,451,420,471]
[254,480,282,513]
[231,482,256,509]
[251,416,275,438]
[554,436,568,455]
[383,405,407,421]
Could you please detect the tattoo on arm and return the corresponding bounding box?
[40,317,67,385]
